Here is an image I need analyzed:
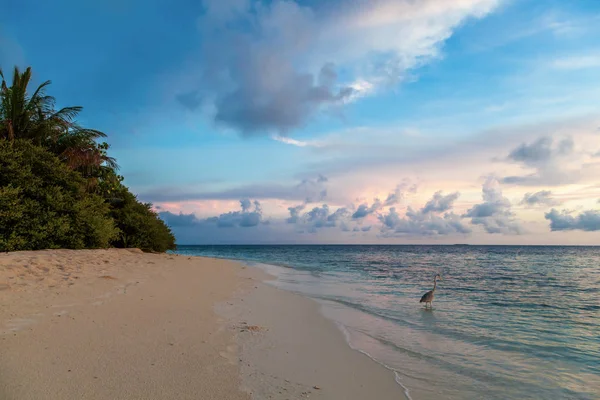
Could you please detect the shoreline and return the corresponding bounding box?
[218,262,404,399]
[0,249,404,399]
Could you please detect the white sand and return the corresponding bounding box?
[0,250,404,399]
[220,266,404,400]
[0,249,249,400]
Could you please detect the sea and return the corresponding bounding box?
[174,245,600,400]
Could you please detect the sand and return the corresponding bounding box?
[0,249,404,400]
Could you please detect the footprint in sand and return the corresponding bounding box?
[53,310,69,317]
[2,317,39,334]
[219,344,239,365]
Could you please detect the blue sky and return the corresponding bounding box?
[2,0,600,244]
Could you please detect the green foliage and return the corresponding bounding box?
[0,66,117,180]
[0,140,118,251]
[0,66,177,253]
[108,184,176,252]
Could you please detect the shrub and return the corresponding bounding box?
[108,188,176,252]
[0,140,118,251]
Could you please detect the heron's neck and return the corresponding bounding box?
[433,277,437,291]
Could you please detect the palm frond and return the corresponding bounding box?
[50,106,82,123]
[28,80,52,104]
[0,68,6,91]
[73,127,107,139]
[103,154,119,170]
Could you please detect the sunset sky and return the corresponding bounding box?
[3,0,600,244]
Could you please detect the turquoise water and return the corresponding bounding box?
[175,245,600,399]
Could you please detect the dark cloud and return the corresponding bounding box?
[212,63,354,134]
[351,203,375,219]
[286,204,306,224]
[180,0,501,137]
[161,199,265,229]
[507,137,555,165]
[384,182,418,206]
[280,175,334,223]
[159,211,200,227]
[545,209,600,232]
[520,190,560,207]
[240,198,252,212]
[379,207,470,236]
[207,199,264,227]
[421,191,460,214]
[283,199,354,234]
[464,177,523,234]
[306,204,350,231]
[378,191,470,237]
[502,136,580,186]
[188,2,355,135]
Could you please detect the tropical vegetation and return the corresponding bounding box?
[0,66,175,252]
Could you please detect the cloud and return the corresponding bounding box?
[502,136,581,186]
[159,211,200,227]
[421,191,460,214]
[140,175,328,203]
[351,203,377,219]
[161,199,265,228]
[520,190,560,207]
[207,199,264,227]
[378,191,470,236]
[506,137,556,165]
[545,209,600,231]
[286,203,305,223]
[552,54,600,70]
[185,0,500,135]
[351,181,417,219]
[379,207,470,237]
[305,204,350,232]
[271,135,323,147]
[464,177,523,234]
[281,181,420,234]
[298,116,600,185]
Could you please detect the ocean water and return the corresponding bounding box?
[175,245,600,399]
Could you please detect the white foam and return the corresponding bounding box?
[335,321,413,400]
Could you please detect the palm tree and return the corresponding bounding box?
[0,66,117,179]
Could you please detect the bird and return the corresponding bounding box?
[420,274,442,309]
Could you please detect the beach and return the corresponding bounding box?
[0,249,402,400]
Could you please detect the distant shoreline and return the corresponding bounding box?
[174,243,600,247]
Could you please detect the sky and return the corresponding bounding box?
[2,0,600,244]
